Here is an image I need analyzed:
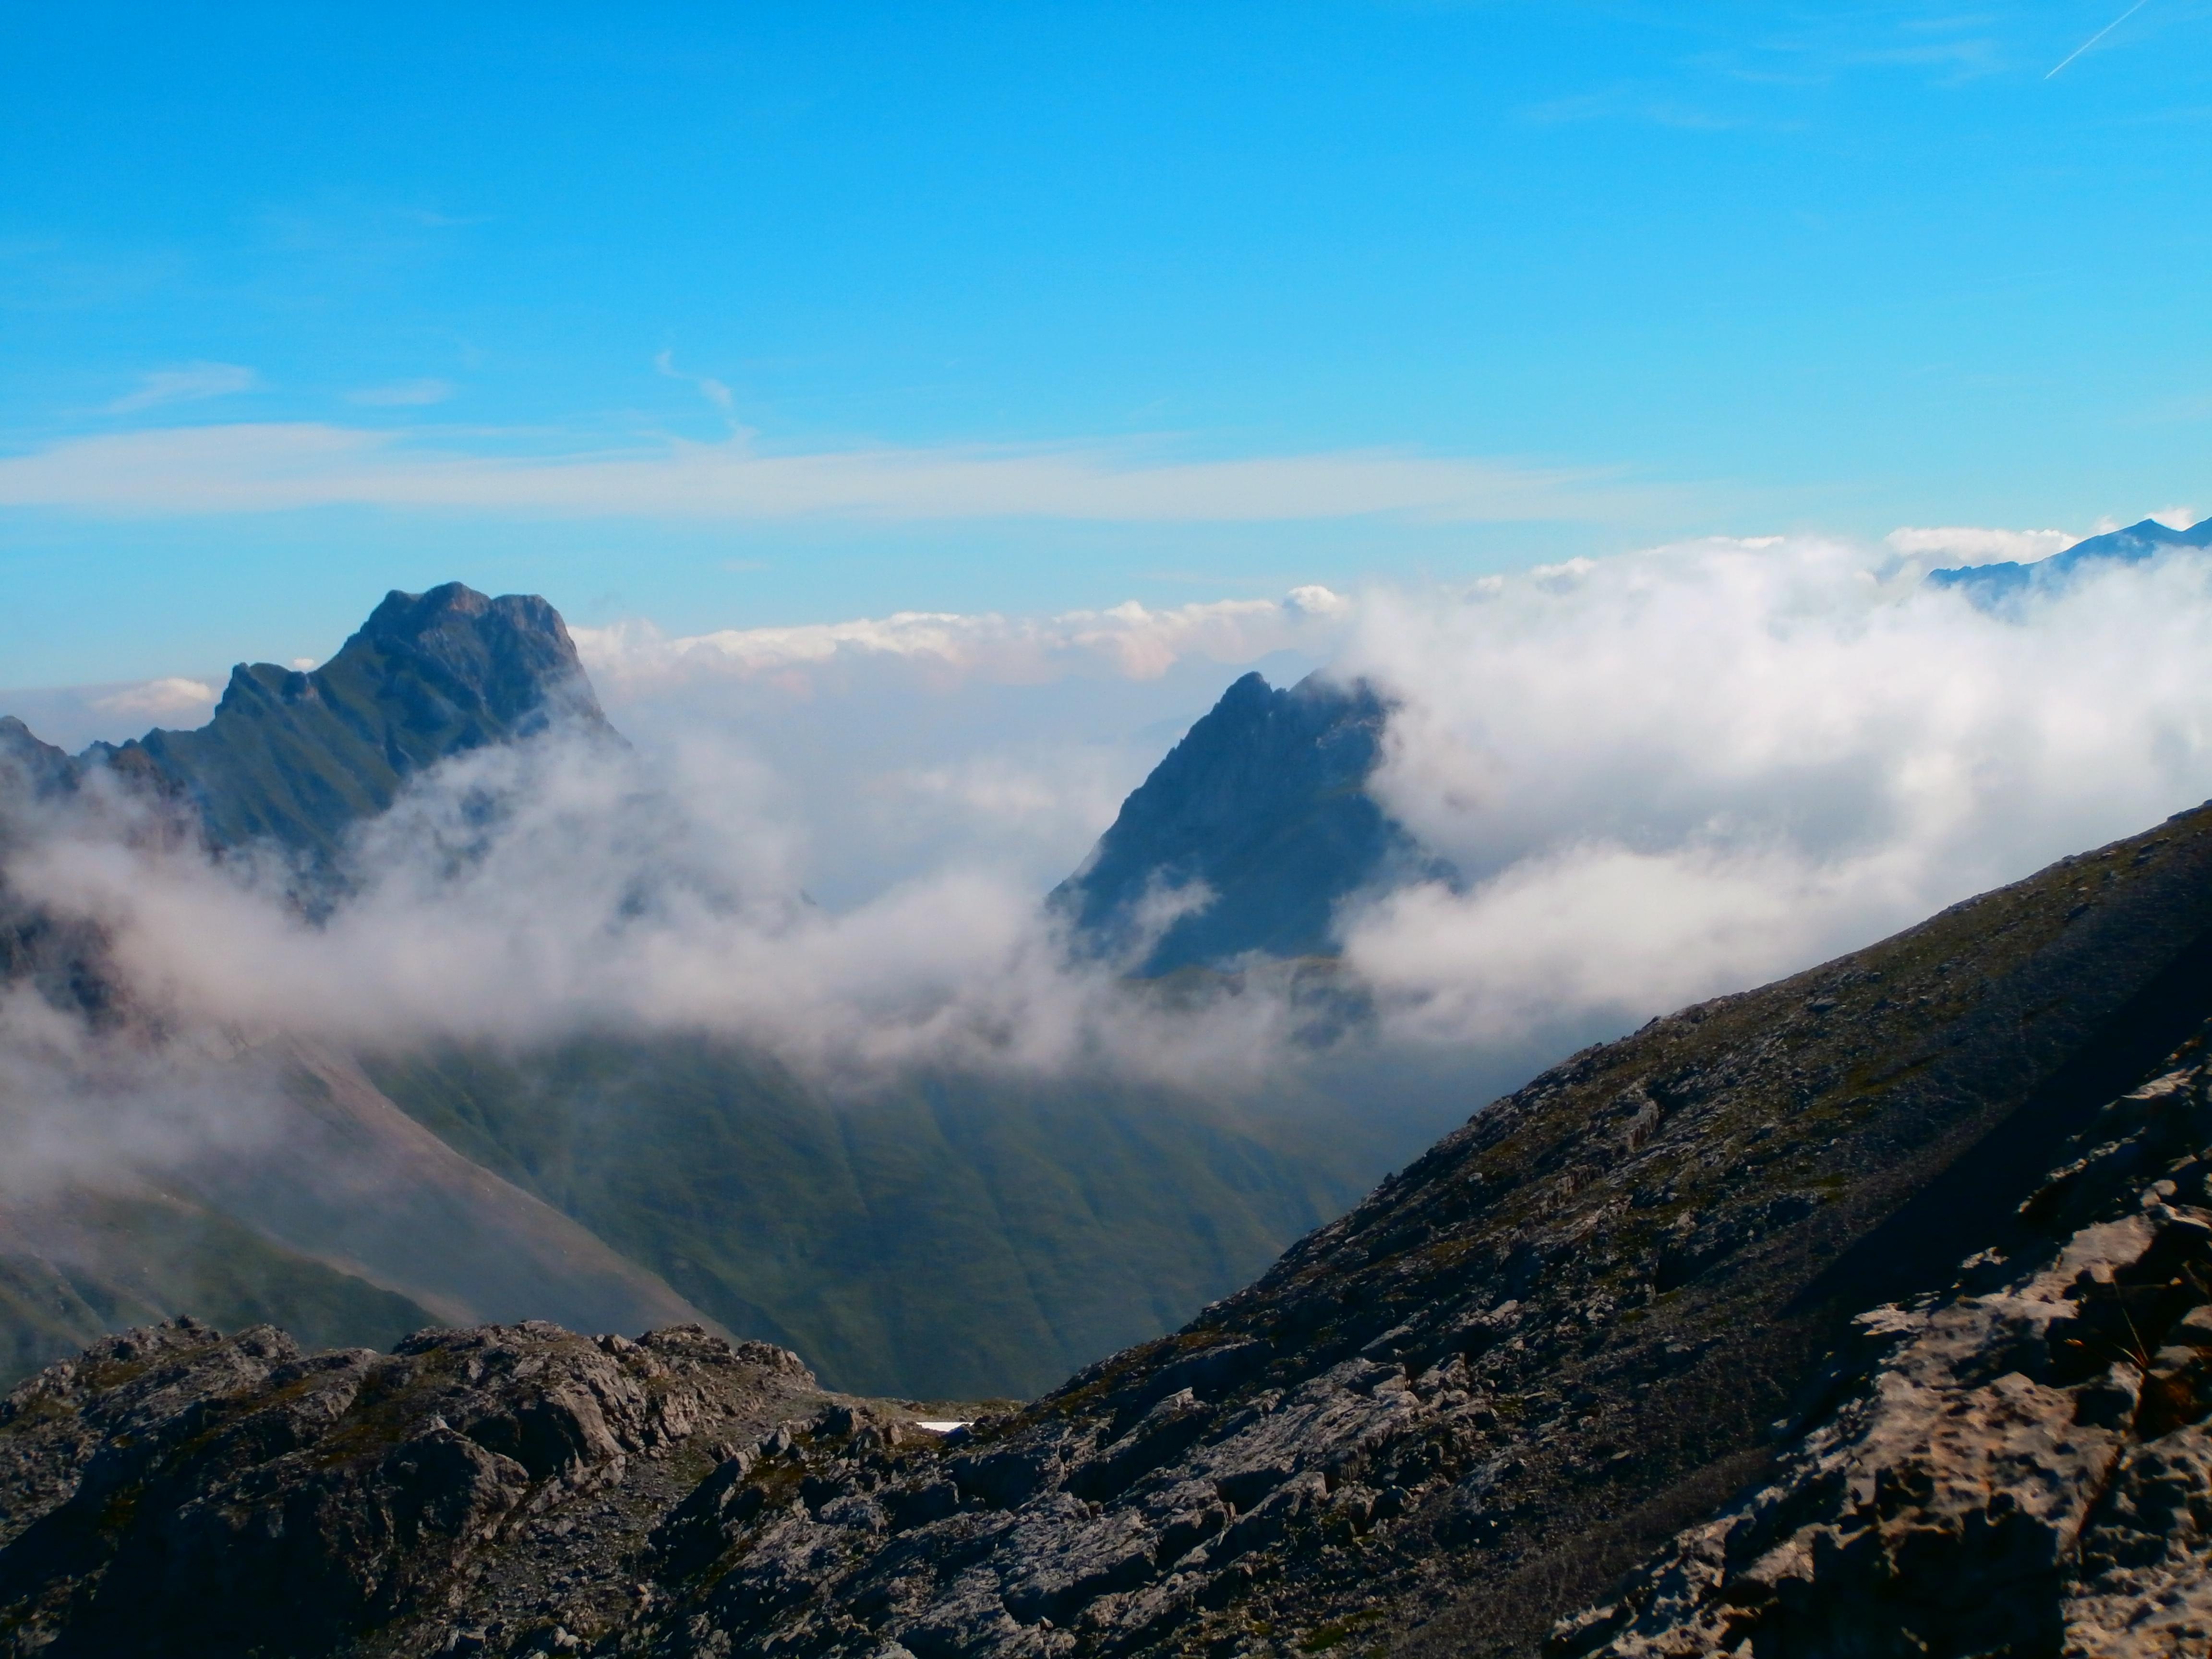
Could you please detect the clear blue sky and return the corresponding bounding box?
[4,1,2209,686]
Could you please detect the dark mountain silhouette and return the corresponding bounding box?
[1054,670,1449,975]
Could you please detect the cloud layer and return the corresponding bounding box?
[0,422,1664,523]
[573,585,1350,691]
[13,528,2212,1115]
[1338,536,2212,1040]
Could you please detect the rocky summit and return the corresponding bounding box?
[1052,671,1445,976]
[85,580,615,869]
[16,804,2212,1656]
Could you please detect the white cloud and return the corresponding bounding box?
[0,421,1668,524]
[1883,525,2078,566]
[573,587,1351,692]
[8,738,1302,1090]
[20,528,2212,1123]
[654,351,736,418]
[1334,536,2212,1042]
[346,378,455,407]
[86,676,217,720]
[104,362,261,414]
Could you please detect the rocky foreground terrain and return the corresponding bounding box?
[14,804,2212,1656]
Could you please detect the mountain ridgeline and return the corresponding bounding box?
[14,576,2212,1652]
[1929,511,2212,605]
[97,581,613,871]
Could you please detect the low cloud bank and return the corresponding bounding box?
[11,529,2212,1108]
[1340,535,2212,1040]
[10,738,1312,1090]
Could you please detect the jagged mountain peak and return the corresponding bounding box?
[1054,668,1448,975]
[56,580,614,866]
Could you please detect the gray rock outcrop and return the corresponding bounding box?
[0,1318,831,1658]
[1553,1044,2212,1659]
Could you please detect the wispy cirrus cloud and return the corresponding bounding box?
[103,361,261,414]
[345,378,455,407]
[0,421,1676,524]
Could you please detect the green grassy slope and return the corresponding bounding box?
[362,1035,1395,1399]
[0,1188,436,1389]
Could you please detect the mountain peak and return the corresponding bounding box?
[39,582,617,868]
[1054,669,1447,974]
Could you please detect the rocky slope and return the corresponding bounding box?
[16,802,2212,1656]
[591,800,2212,1659]
[1051,672,1445,976]
[1552,1036,2212,1659]
[0,1317,878,1659]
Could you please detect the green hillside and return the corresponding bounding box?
[0,1188,435,1387]
[363,1035,1390,1398]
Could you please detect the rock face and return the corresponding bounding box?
[1052,672,1444,976]
[0,1318,835,1659]
[1555,1040,2212,1659]
[85,581,614,869]
[0,582,611,1004]
[1928,514,2212,606]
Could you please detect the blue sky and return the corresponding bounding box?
[4,0,2210,689]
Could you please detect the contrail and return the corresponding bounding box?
[2047,0,2152,77]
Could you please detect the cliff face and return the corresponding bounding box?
[88,581,613,869]
[1053,672,1444,976]
[16,803,2212,1658]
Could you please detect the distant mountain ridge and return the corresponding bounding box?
[1053,670,1449,975]
[4,580,610,875]
[1929,513,2212,603]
